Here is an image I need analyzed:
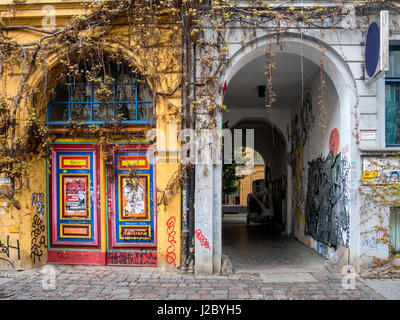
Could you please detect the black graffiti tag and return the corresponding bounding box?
[107,251,157,265]
[304,153,350,248]
[31,193,46,263]
[0,236,20,268]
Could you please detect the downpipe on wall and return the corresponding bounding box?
[179,5,195,274]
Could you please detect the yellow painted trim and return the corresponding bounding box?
[59,173,91,221]
[60,224,91,239]
[114,138,148,143]
[100,140,107,253]
[118,174,151,222]
[59,155,90,170]
[54,138,99,143]
[119,156,149,170]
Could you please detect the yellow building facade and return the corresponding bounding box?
[238,165,265,206]
[0,1,182,270]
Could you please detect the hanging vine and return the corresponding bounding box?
[0,0,398,214]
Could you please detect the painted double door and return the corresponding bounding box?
[48,144,157,265]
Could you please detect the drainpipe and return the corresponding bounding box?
[186,166,195,273]
[180,2,193,273]
[179,2,196,273]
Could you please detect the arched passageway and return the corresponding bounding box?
[221,48,346,272]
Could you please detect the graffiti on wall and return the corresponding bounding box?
[269,174,286,225]
[361,233,387,251]
[31,193,46,263]
[107,251,157,265]
[304,129,350,249]
[166,216,177,266]
[0,236,20,268]
[264,166,286,225]
[195,229,211,250]
[287,93,314,230]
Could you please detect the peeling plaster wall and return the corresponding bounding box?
[0,158,47,270]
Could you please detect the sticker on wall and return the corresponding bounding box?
[362,171,378,183]
[389,171,400,183]
[342,144,349,155]
[379,170,400,184]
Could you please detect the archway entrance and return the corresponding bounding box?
[221,49,345,273]
[45,58,158,266]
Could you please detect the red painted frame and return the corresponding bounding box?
[48,144,101,250]
[107,144,157,251]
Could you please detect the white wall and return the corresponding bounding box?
[196,11,400,272]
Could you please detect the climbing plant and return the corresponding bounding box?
[0,2,399,274]
[360,154,400,273]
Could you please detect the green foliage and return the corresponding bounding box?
[222,160,245,195]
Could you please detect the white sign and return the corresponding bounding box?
[360,131,377,141]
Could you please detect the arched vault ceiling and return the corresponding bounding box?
[224,52,320,110]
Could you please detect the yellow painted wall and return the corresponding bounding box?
[0,1,182,270]
[239,165,265,205]
[0,158,47,270]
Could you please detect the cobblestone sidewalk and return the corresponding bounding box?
[0,264,385,300]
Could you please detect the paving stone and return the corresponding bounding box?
[112,293,130,299]
[236,294,251,299]
[210,289,228,294]
[168,294,188,299]
[0,262,388,300]
[113,288,130,294]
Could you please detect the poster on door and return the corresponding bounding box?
[62,175,90,219]
[120,175,149,220]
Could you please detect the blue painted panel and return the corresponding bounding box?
[114,152,155,246]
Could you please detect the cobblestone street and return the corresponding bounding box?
[0,264,387,300]
[0,214,394,300]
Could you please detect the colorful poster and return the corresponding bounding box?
[62,175,89,218]
[120,176,148,220]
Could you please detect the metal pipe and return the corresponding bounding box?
[179,2,189,273]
